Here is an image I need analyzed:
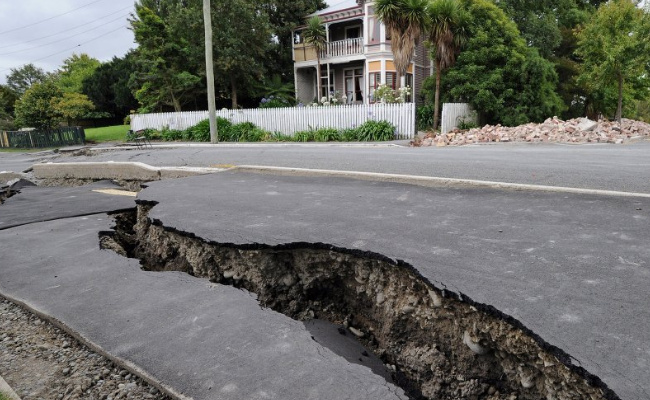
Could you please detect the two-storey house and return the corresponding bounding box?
[293,0,431,105]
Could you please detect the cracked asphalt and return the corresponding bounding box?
[1,142,649,399]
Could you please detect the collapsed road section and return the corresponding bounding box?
[100,201,618,400]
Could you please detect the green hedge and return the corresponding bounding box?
[156,118,396,143]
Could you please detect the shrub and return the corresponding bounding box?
[216,117,233,141]
[230,122,270,142]
[161,127,183,141]
[353,120,396,141]
[270,131,293,141]
[312,128,340,142]
[187,119,211,142]
[416,105,435,130]
[293,129,315,142]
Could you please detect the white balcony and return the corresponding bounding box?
[321,37,364,59]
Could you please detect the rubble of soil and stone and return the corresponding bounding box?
[412,117,650,147]
[0,299,171,400]
[99,204,619,400]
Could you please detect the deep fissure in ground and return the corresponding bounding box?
[100,202,618,400]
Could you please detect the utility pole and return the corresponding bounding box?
[203,0,218,143]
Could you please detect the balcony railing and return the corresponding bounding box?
[321,37,364,59]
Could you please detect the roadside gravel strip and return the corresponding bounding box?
[0,299,171,400]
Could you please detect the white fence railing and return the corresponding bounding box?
[441,103,476,134]
[130,103,415,139]
[322,37,364,59]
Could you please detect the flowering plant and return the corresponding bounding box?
[373,84,411,104]
[259,95,293,109]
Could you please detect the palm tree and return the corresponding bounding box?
[427,0,469,131]
[376,0,428,89]
[302,16,327,102]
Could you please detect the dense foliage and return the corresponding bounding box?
[576,0,650,123]
[14,81,64,130]
[153,118,397,142]
[437,0,564,125]
[82,54,139,118]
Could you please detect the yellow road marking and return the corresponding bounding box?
[92,189,138,197]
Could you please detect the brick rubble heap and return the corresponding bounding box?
[412,117,650,147]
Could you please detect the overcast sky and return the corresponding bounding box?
[0,0,137,84]
[0,0,646,85]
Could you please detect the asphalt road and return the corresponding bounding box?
[22,140,650,194]
[137,170,649,400]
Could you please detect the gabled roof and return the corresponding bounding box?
[310,0,361,17]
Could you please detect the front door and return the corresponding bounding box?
[344,68,364,104]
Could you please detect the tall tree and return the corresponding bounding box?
[259,0,326,82]
[0,85,18,118]
[576,0,650,123]
[301,16,326,101]
[496,0,607,119]
[211,0,272,108]
[130,0,272,110]
[376,0,428,88]
[14,81,63,129]
[6,64,47,96]
[427,0,468,130]
[439,0,564,126]
[129,2,203,112]
[83,54,139,118]
[0,85,18,130]
[54,53,101,94]
[51,93,95,126]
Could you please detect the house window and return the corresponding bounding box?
[344,68,364,103]
[346,26,361,40]
[320,70,335,99]
[385,72,412,90]
[370,72,413,102]
[386,72,397,89]
[369,72,381,102]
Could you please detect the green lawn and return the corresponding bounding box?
[84,125,130,143]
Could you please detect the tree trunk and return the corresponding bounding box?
[171,93,181,112]
[231,76,238,109]
[433,58,442,132]
[616,73,623,126]
[316,55,322,103]
[396,70,402,90]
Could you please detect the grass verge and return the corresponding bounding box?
[84,125,129,143]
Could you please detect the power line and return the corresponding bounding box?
[0,13,131,56]
[0,5,133,51]
[0,24,129,75]
[0,0,109,36]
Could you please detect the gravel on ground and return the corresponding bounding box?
[0,298,172,400]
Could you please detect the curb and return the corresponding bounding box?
[28,161,650,199]
[234,165,650,199]
[32,162,225,181]
[0,375,21,400]
[0,294,190,400]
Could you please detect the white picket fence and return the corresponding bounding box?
[130,103,416,139]
[441,103,476,134]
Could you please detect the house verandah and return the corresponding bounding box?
[295,61,416,105]
[292,0,431,106]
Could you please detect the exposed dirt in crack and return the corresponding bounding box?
[99,202,620,400]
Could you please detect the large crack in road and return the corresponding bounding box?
[100,201,619,400]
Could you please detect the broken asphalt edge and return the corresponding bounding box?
[30,161,650,198]
[0,292,192,400]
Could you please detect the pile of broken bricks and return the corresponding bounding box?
[412,117,650,147]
